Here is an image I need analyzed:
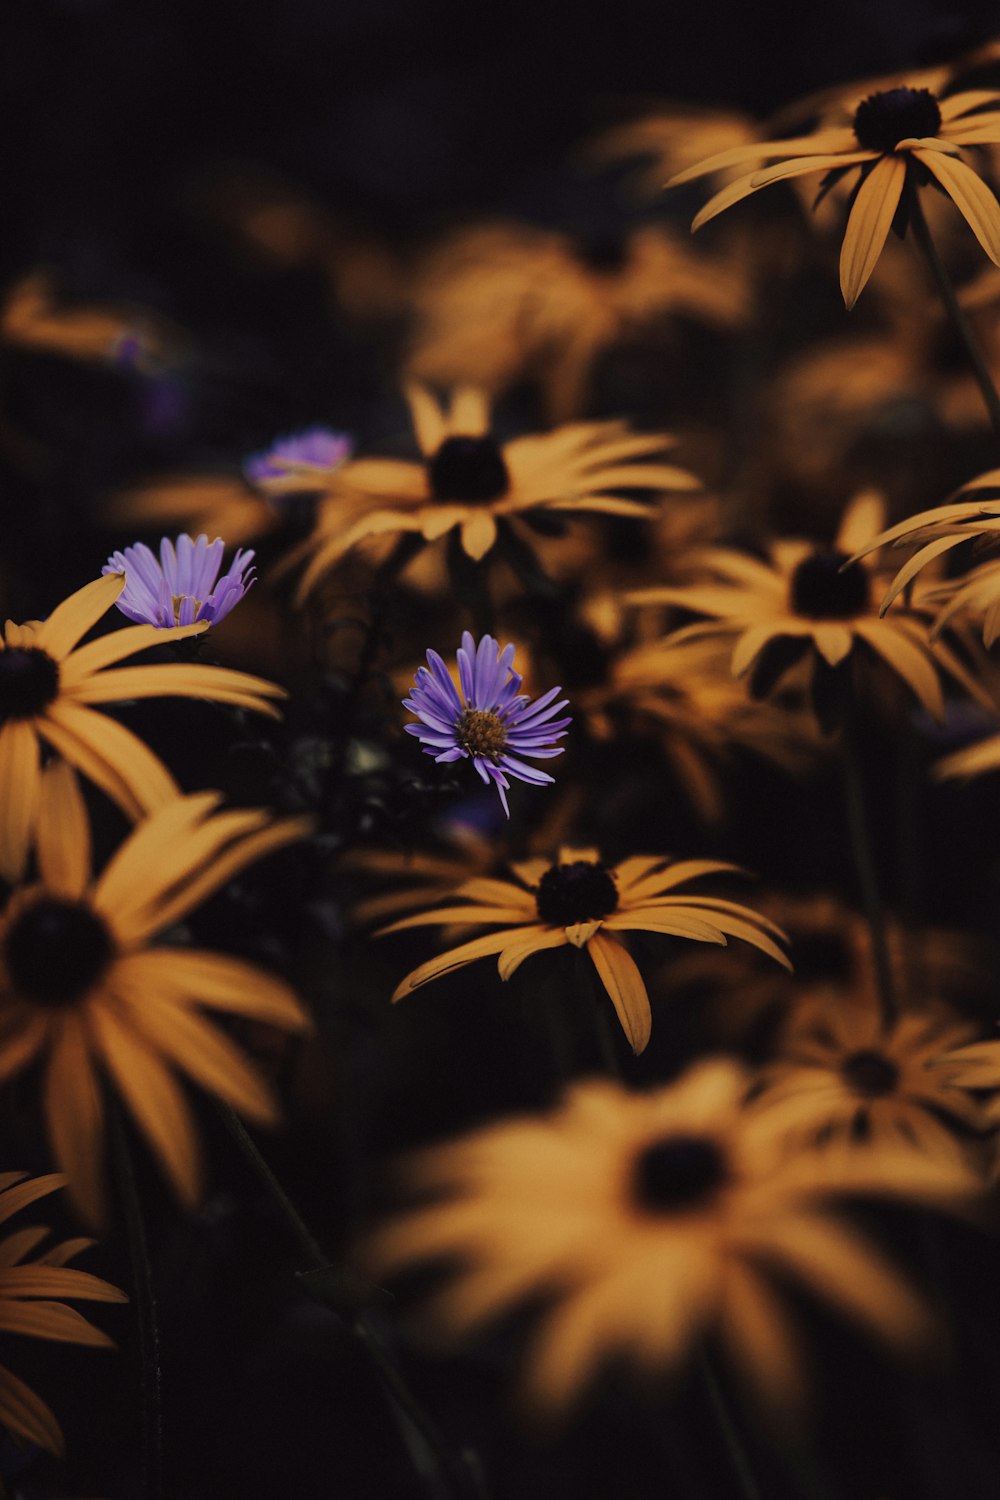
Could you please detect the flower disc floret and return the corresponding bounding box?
[789,549,870,619]
[404,632,570,817]
[4,898,113,1006]
[0,648,60,723]
[632,1133,730,1214]
[428,434,510,502]
[842,1048,900,1098]
[853,87,942,153]
[535,860,619,926]
[103,534,255,629]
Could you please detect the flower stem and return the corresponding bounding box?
[697,1349,763,1500]
[840,713,897,1030]
[110,1104,163,1500]
[215,1100,483,1500]
[908,185,1000,443]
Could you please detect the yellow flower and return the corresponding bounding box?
[367,1059,976,1415]
[0,762,311,1222]
[626,491,988,728]
[669,83,1000,307]
[761,996,982,1163]
[0,572,285,882]
[0,1171,127,1455]
[379,846,788,1055]
[290,384,698,602]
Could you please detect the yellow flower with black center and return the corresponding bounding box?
[670,83,1000,307]
[0,572,285,882]
[0,763,311,1223]
[367,1059,977,1416]
[762,997,982,1163]
[626,491,988,729]
[379,845,789,1054]
[289,384,698,601]
[0,1171,127,1455]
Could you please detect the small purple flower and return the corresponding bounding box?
[404,633,571,817]
[244,427,353,490]
[103,534,255,628]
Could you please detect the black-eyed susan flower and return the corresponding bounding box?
[380,847,789,1054]
[760,995,982,1163]
[626,490,987,729]
[404,633,569,818]
[0,1172,127,1455]
[0,572,285,882]
[103,534,255,629]
[367,1059,976,1415]
[0,762,311,1222]
[670,83,1000,307]
[289,384,699,600]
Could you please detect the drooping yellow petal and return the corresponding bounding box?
[839,154,906,309]
[35,760,90,898]
[390,927,542,1000]
[39,700,178,820]
[0,720,40,884]
[0,1299,114,1346]
[0,1364,65,1454]
[586,932,652,1054]
[852,621,944,720]
[44,1014,106,1225]
[33,574,125,661]
[460,512,498,560]
[113,949,309,1031]
[913,149,1000,265]
[0,1265,126,1303]
[0,1174,66,1227]
[496,927,570,980]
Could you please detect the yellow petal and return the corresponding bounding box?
[44,1014,107,1226]
[586,932,652,1054]
[66,662,286,717]
[33,574,125,661]
[0,721,40,884]
[913,149,1000,265]
[839,154,906,309]
[39,700,178,820]
[59,620,209,684]
[35,760,90,898]
[461,511,498,560]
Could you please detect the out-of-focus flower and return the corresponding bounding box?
[367,1058,977,1415]
[404,633,569,818]
[931,1032,1000,1124]
[380,846,788,1054]
[1,271,170,367]
[243,428,353,492]
[103,534,255,629]
[627,491,990,729]
[343,831,500,928]
[0,763,312,1222]
[0,1172,127,1455]
[289,384,699,599]
[588,106,759,196]
[405,222,749,421]
[576,634,821,821]
[0,573,286,882]
[761,996,982,1163]
[670,84,1000,307]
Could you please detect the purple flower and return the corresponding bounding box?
[103,534,255,628]
[404,633,571,817]
[244,427,353,490]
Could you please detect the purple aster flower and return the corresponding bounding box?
[404,633,571,817]
[103,534,255,628]
[244,427,353,490]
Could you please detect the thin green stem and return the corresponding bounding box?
[697,1349,763,1500]
[110,1105,163,1500]
[215,1100,483,1500]
[909,184,1000,443]
[840,715,897,1030]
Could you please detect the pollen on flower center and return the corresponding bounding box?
[428,435,510,504]
[535,860,619,926]
[841,1048,900,1097]
[853,87,942,153]
[631,1133,730,1214]
[4,898,115,1007]
[789,549,870,620]
[0,647,60,724]
[455,707,508,761]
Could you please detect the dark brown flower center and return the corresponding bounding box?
[535,860,619,926]
[632,1133,730,1213]
[841,1047,900,1097]
[853,87,942,153]
[428,435,510,504]
[455,708,507,761]
[4,898,114,1007]
[0,647,60,724]
[789,549,870,619]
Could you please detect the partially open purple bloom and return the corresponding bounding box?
[244,427,353,490]
[103,534,255,628]
[404,633,570,817]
